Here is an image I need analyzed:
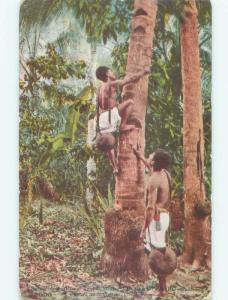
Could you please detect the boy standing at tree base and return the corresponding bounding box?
[134,148,176,297]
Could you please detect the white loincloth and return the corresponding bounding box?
[97,107,121,134]
[144,212,170,251]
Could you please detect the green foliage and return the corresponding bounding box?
[27,53,86,81]
[158,0,185,19]
[169,230,184,256]
[20,0,66,31]
[197,0,212,29]
[20,0,68,57]
[77,185,113,252]
[71,0,133,44]
[20,44,96,228]
[65,107,80,142]
[111,43,128,78]
[38,85,95,166]
[20,44,92,162]
[146,14,183,196]
[20,0,133,52]
[20,44,87,98]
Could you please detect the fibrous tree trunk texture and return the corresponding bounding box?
[103,0,157,281]
[170,198,184,231]
[180,0,210,268]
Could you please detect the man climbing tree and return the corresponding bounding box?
[95,66,149,175]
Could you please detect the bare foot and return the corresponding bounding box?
[145,289,167,297]
[145,289,160,296]
[113,168,119,176]
[119,124,136,132]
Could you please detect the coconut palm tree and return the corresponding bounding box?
[103,0,158,280]
[180,0,210,268]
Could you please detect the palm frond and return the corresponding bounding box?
[20,0,66,32]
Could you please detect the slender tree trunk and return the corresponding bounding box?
[103,0,157,281]
[86,42,97,203]
[180,0,210,268]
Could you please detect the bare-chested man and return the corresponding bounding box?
[95,66,149,175]
[134,148,172,297]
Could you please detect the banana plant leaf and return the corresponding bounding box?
[39,133,65,166]
[75,84,95,105]
[38,85,95,166]
[64,106,80,143]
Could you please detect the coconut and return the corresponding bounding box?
[149,247,177,275]
[96,133,116,152]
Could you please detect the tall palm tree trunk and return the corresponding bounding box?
[180,0,210,268]
[103,0,157,281]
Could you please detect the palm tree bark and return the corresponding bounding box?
[103,0,157,280]
[180,0,210,268]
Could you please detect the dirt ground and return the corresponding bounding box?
[20,200,211,300]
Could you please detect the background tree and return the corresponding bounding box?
[180,0,210,268]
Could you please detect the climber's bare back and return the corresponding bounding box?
[98,83,117,113]
[146,170,171,209]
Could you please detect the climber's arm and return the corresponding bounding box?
[133,147,151,169]
[110,67,150,88]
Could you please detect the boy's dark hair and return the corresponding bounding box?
[96,66,109,82]
[153,149,171,171]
